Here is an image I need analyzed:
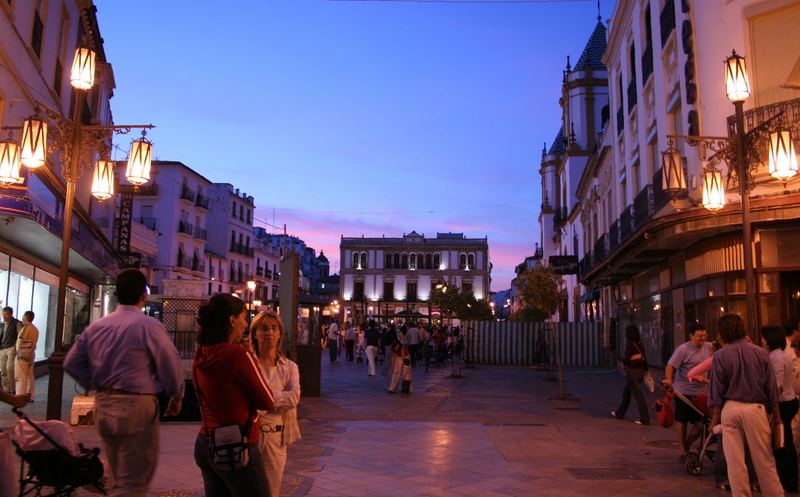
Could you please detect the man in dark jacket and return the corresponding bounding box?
[1,307,22,393]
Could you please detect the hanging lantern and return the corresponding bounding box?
[768,129,799,182]
[0,138,22,186]
[91,159,115,201]
[724,50,750,103]
[661,147,687,198]
[125,135,152,186]
[70,47,96,90]
[702,167,726,211]
[20,117,47,168]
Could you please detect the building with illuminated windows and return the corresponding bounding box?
[339,232,491,324]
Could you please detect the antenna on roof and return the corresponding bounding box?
[597,0,601,21]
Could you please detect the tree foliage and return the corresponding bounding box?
[429,286,493,321]
[514,265,562,322]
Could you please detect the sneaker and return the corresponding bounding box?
[634,419,642,425]
[610,410,619,419]
[634,419,650,425]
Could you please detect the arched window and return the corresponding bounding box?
[360,252,368,269]
[393,253,400,268]
[459,253,467,270]
[385,254,392,269]
[401,253,408,269]
[352,252,360,269]
[409,253,417,270]
[425,253,432,269]
[467,253,475,270]
[433,253,441,269]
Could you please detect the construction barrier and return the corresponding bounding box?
[462,321,602,367]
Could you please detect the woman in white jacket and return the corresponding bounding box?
[251,311,301,497]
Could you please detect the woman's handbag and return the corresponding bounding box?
[17,326,34,362]
[653,388,674,428]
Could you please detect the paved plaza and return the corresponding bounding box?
[2,359,718,497]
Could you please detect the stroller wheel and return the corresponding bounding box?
[685,453,702,476]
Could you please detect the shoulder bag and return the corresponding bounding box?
[17,326,34,362]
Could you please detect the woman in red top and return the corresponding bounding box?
[193,294,275,497]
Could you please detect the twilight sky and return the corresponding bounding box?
[95,0,614,290]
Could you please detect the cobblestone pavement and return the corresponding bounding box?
[2,358,719,496]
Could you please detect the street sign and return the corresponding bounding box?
[120,252,141,269]
[549,255,579,275]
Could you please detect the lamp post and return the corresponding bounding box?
[0,47,156,420]
[247,280,257,321]
[661,50,798,337]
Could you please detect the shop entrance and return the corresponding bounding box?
[781,271,800,323]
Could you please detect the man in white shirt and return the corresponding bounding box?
[327,321,340,364]
[407,323,420,366]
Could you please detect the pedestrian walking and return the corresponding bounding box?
[344,321,355,361]
[611,325,651,425]
[192,294,275,497]
[0,307,22,393]
[327,321,340,364]
[364,320,380,376]
[407,322,420,366]
[64,269,184,497]
[387,342,405,394]
[14,311,38,400]
[762,324,799,492]
[381,325,396,376]
[252,311,301,497]
[709,314,785,497]
[663,321,713,461]
[450,326,463,378]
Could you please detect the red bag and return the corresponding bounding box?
[653,389,674,428]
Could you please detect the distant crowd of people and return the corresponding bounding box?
[323,319,465,392]
[613,315,800,497]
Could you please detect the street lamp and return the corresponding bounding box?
[247,279,257,318]
[661,49,799,336]
[0,47,156,420]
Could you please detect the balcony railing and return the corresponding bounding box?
[652,168,670,212]
[178,220,193,235]
[579,254,591,278]
[139,217,157,230]
[229,242,253,256]
[641,44,653,85]
[633,184,654,231]
[191,260,205,273]
[619,205,633,242]
[609,219,620,252]
[194,226,207,240]
[256,267,264,276]
[660,0,675,48]
[593,233,608,265]
[176,254,192,269]
[627,80,637,114]
[727,97,800,136]
[195,193,209,209]
[180,186,196,202]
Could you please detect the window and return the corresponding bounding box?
[360,252,368,269]
[393,253,400,268]
[463,281,473,295]
[459,253,467,270]
[467,253,475,270]
[409,253,417,270]
[247,209,251,224]
[406,281,418,301]
[425,253,432,269]
[385,254,392,269]
[31,9,44,59]
[352,252,360,269]
[433,253,441,269]
[631,160,640,195]
[232,201,236,217]
[383,281,394,301]
[353,281,365,301]
[401,253,408,270]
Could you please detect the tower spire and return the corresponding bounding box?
[597,0,601,21]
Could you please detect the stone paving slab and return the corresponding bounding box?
[1,360,718,496]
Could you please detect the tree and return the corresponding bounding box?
[514,265,562,321]
[429,285,460,321]
[430,286,493,321]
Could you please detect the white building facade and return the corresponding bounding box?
[207,184,256,302]
[340,232,491,324]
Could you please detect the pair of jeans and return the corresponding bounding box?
[194,433,271,497]
[614,368,649,424]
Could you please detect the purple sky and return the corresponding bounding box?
[95,0,613,290]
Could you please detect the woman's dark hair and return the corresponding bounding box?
[197,294,245,345]
[718,314,745,344]
[625,325,640,342]
[761,325,786,351]
[116,269,147,305]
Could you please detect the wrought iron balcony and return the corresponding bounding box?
[194,226,207,240]
[619,205,633,243]
[180,186,196,202]
[633,184,654,231]
[139,217,157,230]
[195,193,209,209]
[178,220,193,235]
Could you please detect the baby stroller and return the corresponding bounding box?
[672,389,718,476]
[11,407,106,496]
